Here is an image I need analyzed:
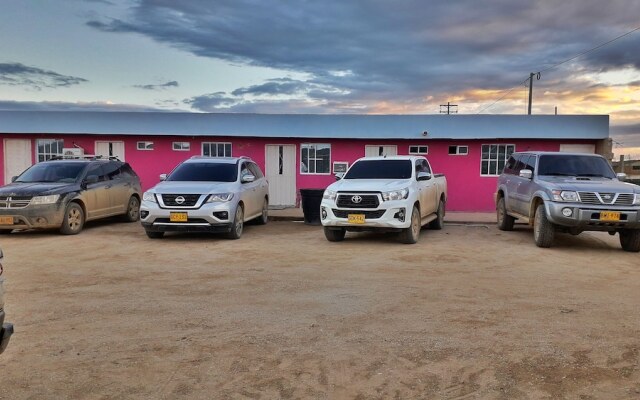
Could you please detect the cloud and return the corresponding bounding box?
[133,80,179,90]
[0,62,88,90]
[183,92,237,111]
[0,100,170,112]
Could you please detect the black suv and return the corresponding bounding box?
[0,158,142,234]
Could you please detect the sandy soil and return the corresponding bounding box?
[0,219,639,399]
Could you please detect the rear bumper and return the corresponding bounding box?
[546,202,640,230]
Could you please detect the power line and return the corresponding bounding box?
[476,25,640,114]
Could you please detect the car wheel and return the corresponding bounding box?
[429,199,445,230]
[226,204,244,240]
[324,227,346,242]
[619,230,640,252]
[60,202,85,235]
[399,205,420,244]
[533,204,554,248]
[145,230,164,239]
[256,198,268,225]
[123,196,140,222]
[496,197,515,231]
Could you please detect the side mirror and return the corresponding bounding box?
[11,176,17,182]
[519,169,533,179]
[417,172,432,181]
[159,173,167,181]
[334,173,344,181]
[241,173,256,183]
[616,172,628,181]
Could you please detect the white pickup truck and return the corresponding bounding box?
[320,156,447,244]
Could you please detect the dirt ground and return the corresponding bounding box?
[0,219,639,399]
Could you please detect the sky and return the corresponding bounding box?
[1,0,639,157]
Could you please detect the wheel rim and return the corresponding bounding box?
[128,198,139,219]
[235,207,244,236]
[68,207,81,231]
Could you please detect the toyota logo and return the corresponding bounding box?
[175,196,186,204]
[351,195,363,204]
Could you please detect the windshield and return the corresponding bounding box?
[537,155,616,179]
[15,162,86,183]
[344,159,412,180]
[167,162,238,182]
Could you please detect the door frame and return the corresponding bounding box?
[265,144,297,207]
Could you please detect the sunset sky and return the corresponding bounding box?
[1,1,639,157]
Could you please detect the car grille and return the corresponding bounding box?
[332,209,386,219]
[161,194,201,207]
[154,218,209,224]
[336,193,379,208]
[578,192,634,206]
[0,196,33,209]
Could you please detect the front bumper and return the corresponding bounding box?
[0,203,65,231]
[140,200,235,233]
[0,310,13,354]
[320,199,412,230]
[545,202,640,230]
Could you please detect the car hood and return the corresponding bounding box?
[327,179,412,192]
[0,182,75,196]
[537,176,638,193]
[149,181,238,194]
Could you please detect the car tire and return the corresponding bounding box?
[619,230,640,252]
[145,230,164,239]
[123,196,140,222]
[429,199,445,230]
[256,198,268,225]
[496,197,515,231]
[60,202,85,235]
[324,227,346,242]
[399,205,420,244]
[533,203,554,248]
[226,204,244,240]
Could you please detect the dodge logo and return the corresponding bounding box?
[351,195,363,204]
[175,196,186,204]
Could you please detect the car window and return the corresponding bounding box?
[524,155,536,174]
[503,156,517,175]
[119,163,136,178]
[513,155,526,175]
[102,162,121,180]
[247,163,264,179]
[15,162,86,183]
[85,164,108,182]
[538,155,616,178]
[414,159,431,177]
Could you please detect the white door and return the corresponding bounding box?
[3,139,32,184]
[95,141,125,160]
[365,145,397,157]
[559,144,595,154]
[266,145,296,207]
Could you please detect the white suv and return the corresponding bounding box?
[140,156,269,239]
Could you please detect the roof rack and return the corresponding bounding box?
[48,155,120,161]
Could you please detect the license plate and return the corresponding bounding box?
[0,216,13,225]
[169,212,188,222]
[600,211,620,221]
[347,214,365,224]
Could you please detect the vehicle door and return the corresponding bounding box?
[505,155,523,212]
[415,159,437,217]
[248,162,268,207]
[82,164,111,219]
[102,162,127,215]
[239,162,259,217]
[515,155,537,215]
[510,155,532,215]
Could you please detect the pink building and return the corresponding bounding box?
[0,111,610,211]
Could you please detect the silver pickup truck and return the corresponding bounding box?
[496,151,640,251]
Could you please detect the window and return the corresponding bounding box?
[172,142,190,151]
[137,141,154,150]
[632,165,640,171]
[409,145,428,155]
[247,162,264,179]
[481,144,515,176]
[36,139,64,162]
[202,142,232,157]
[414,159,431,176]
[301,143,331,174]
[448,145,468,155]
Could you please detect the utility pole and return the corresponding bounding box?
[528,72,541,115]
[440,101,458,114]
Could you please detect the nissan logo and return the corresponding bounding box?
[175,196,186,204]
[603,194,612,200]
[351,195,363,204]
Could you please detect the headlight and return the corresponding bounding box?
[551,190,578,202]
[207,193,234,202]
[382,188,410,201]
[633,194,640,206]
[142,192,157,203]
[30,194,60,205]
[323,190,337,201]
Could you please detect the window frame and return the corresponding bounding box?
[408,145,429,155]
[137,141,154,151]
[202,142,232,157]
[300,143,332,175]
[172,141,191,151]
[480,144,515,176]
[36,138,64,162]
[448,145,468,155]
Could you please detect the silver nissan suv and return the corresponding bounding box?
[140,156,269,239]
